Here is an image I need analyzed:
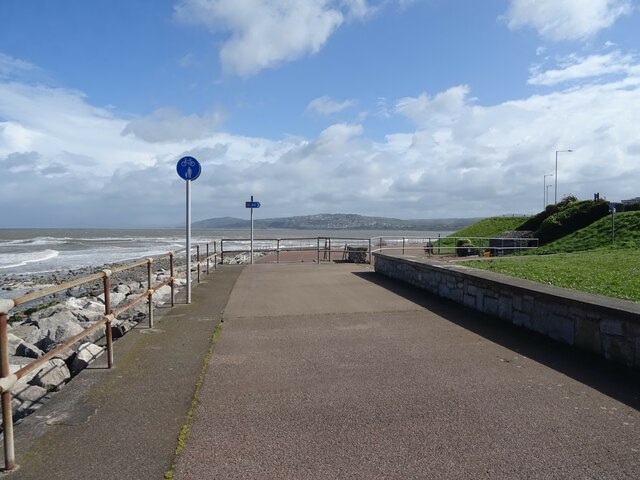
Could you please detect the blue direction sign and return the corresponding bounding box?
[245,201,261,208]
[176,156,201,181]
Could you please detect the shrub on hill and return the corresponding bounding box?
[517,195,578,232]
[450,216,529,238]
[535,199,610,245]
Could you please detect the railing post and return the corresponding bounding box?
[277,239,280,264]
[147,259,154,328]
[317,237,320,264]
[196,245,201,283]
[220,240,224,264]
[1,300,16,471]
[402,237,405,255]
[379,237,383,253]
[206,243,210,274]
[170,253,175,308]
[102,271,114,369]
[214,241,218,270]
[368,238,372,264]
[328,238,332,262]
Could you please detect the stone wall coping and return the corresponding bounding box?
[373,253,640,320]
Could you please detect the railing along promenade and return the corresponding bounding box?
[0,234,537,470]
[0,242,220,471]
[219,235,539,263]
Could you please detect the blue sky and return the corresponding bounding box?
[1,0,639,227]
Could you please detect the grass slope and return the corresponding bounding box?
[533,211,640,254]
[450,216,528,238]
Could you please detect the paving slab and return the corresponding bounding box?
[175,263,640,479]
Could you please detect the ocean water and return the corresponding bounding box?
[0,228,450,278]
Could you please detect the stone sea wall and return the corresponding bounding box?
[373,253,640,368]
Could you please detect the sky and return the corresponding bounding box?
[1,0,639,228]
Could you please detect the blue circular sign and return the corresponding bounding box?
[176,156,201,181]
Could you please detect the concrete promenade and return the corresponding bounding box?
[174,263,639,479]
[5,262,639,478]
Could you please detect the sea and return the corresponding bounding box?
[0,228,450,278]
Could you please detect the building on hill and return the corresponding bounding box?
[621,196,640,206]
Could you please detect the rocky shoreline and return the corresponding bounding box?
[0,250,271,428]
[2,257,188,428]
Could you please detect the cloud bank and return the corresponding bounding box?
[504,0,633,41]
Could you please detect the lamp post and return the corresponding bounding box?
[543,173,554,209]
[555,149,573,204]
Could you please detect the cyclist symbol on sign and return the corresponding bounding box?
[176,156,201,181]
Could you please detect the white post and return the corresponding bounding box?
[186,179,192,303]
[250,195,254,265]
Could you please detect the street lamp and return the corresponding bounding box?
[543,173,554,209]
[555,149,573,204]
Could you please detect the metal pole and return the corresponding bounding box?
[329,238,332,262]
[170,253,175,307]
[147,259,154,328]
[250,195,254,265]
[368,238,372,264]
[102,273,114,368]
[196,245,201,283]
[277,239,280,263]
[186,179,192,303]
[317,237,320,264]
[402,237,405,255]
[206,243,210,274]
[1,304,16,471]
[555,150,572,204]
[214,241,217,270]
[554,150,558,204]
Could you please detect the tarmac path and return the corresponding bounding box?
[173,263,640,479]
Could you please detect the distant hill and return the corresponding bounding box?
[192,213,480,231]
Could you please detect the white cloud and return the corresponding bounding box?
[0,53,38,80]
[2,50,640,226]
[529,51,639,86]
[122,108,227,143]
[504,0,634,41]
[174,0,347,76]
[395,85,471,127]
[306,96,355,115]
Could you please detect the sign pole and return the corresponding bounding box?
[250,195,254,265]
[176,156,201,305]
[186,179,192,303]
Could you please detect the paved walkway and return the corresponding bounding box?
[5,263,639,479]
[174,263,639,479]
[7,266,244,479]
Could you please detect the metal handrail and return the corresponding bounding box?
[0,241,220,471]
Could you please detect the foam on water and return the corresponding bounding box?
[0,249,59,269]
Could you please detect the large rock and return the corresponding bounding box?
[34,312,85,348]
[29,358,71,391]
[8,324,39,342]
[77,321,106,344]
[70,342,104,375]
[154,285,172,305]
[114,283,131,295]
[8,333,44,359]
[96,291,127,307]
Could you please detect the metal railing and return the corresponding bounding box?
[0,242,219,471]
[216,235,539,264]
